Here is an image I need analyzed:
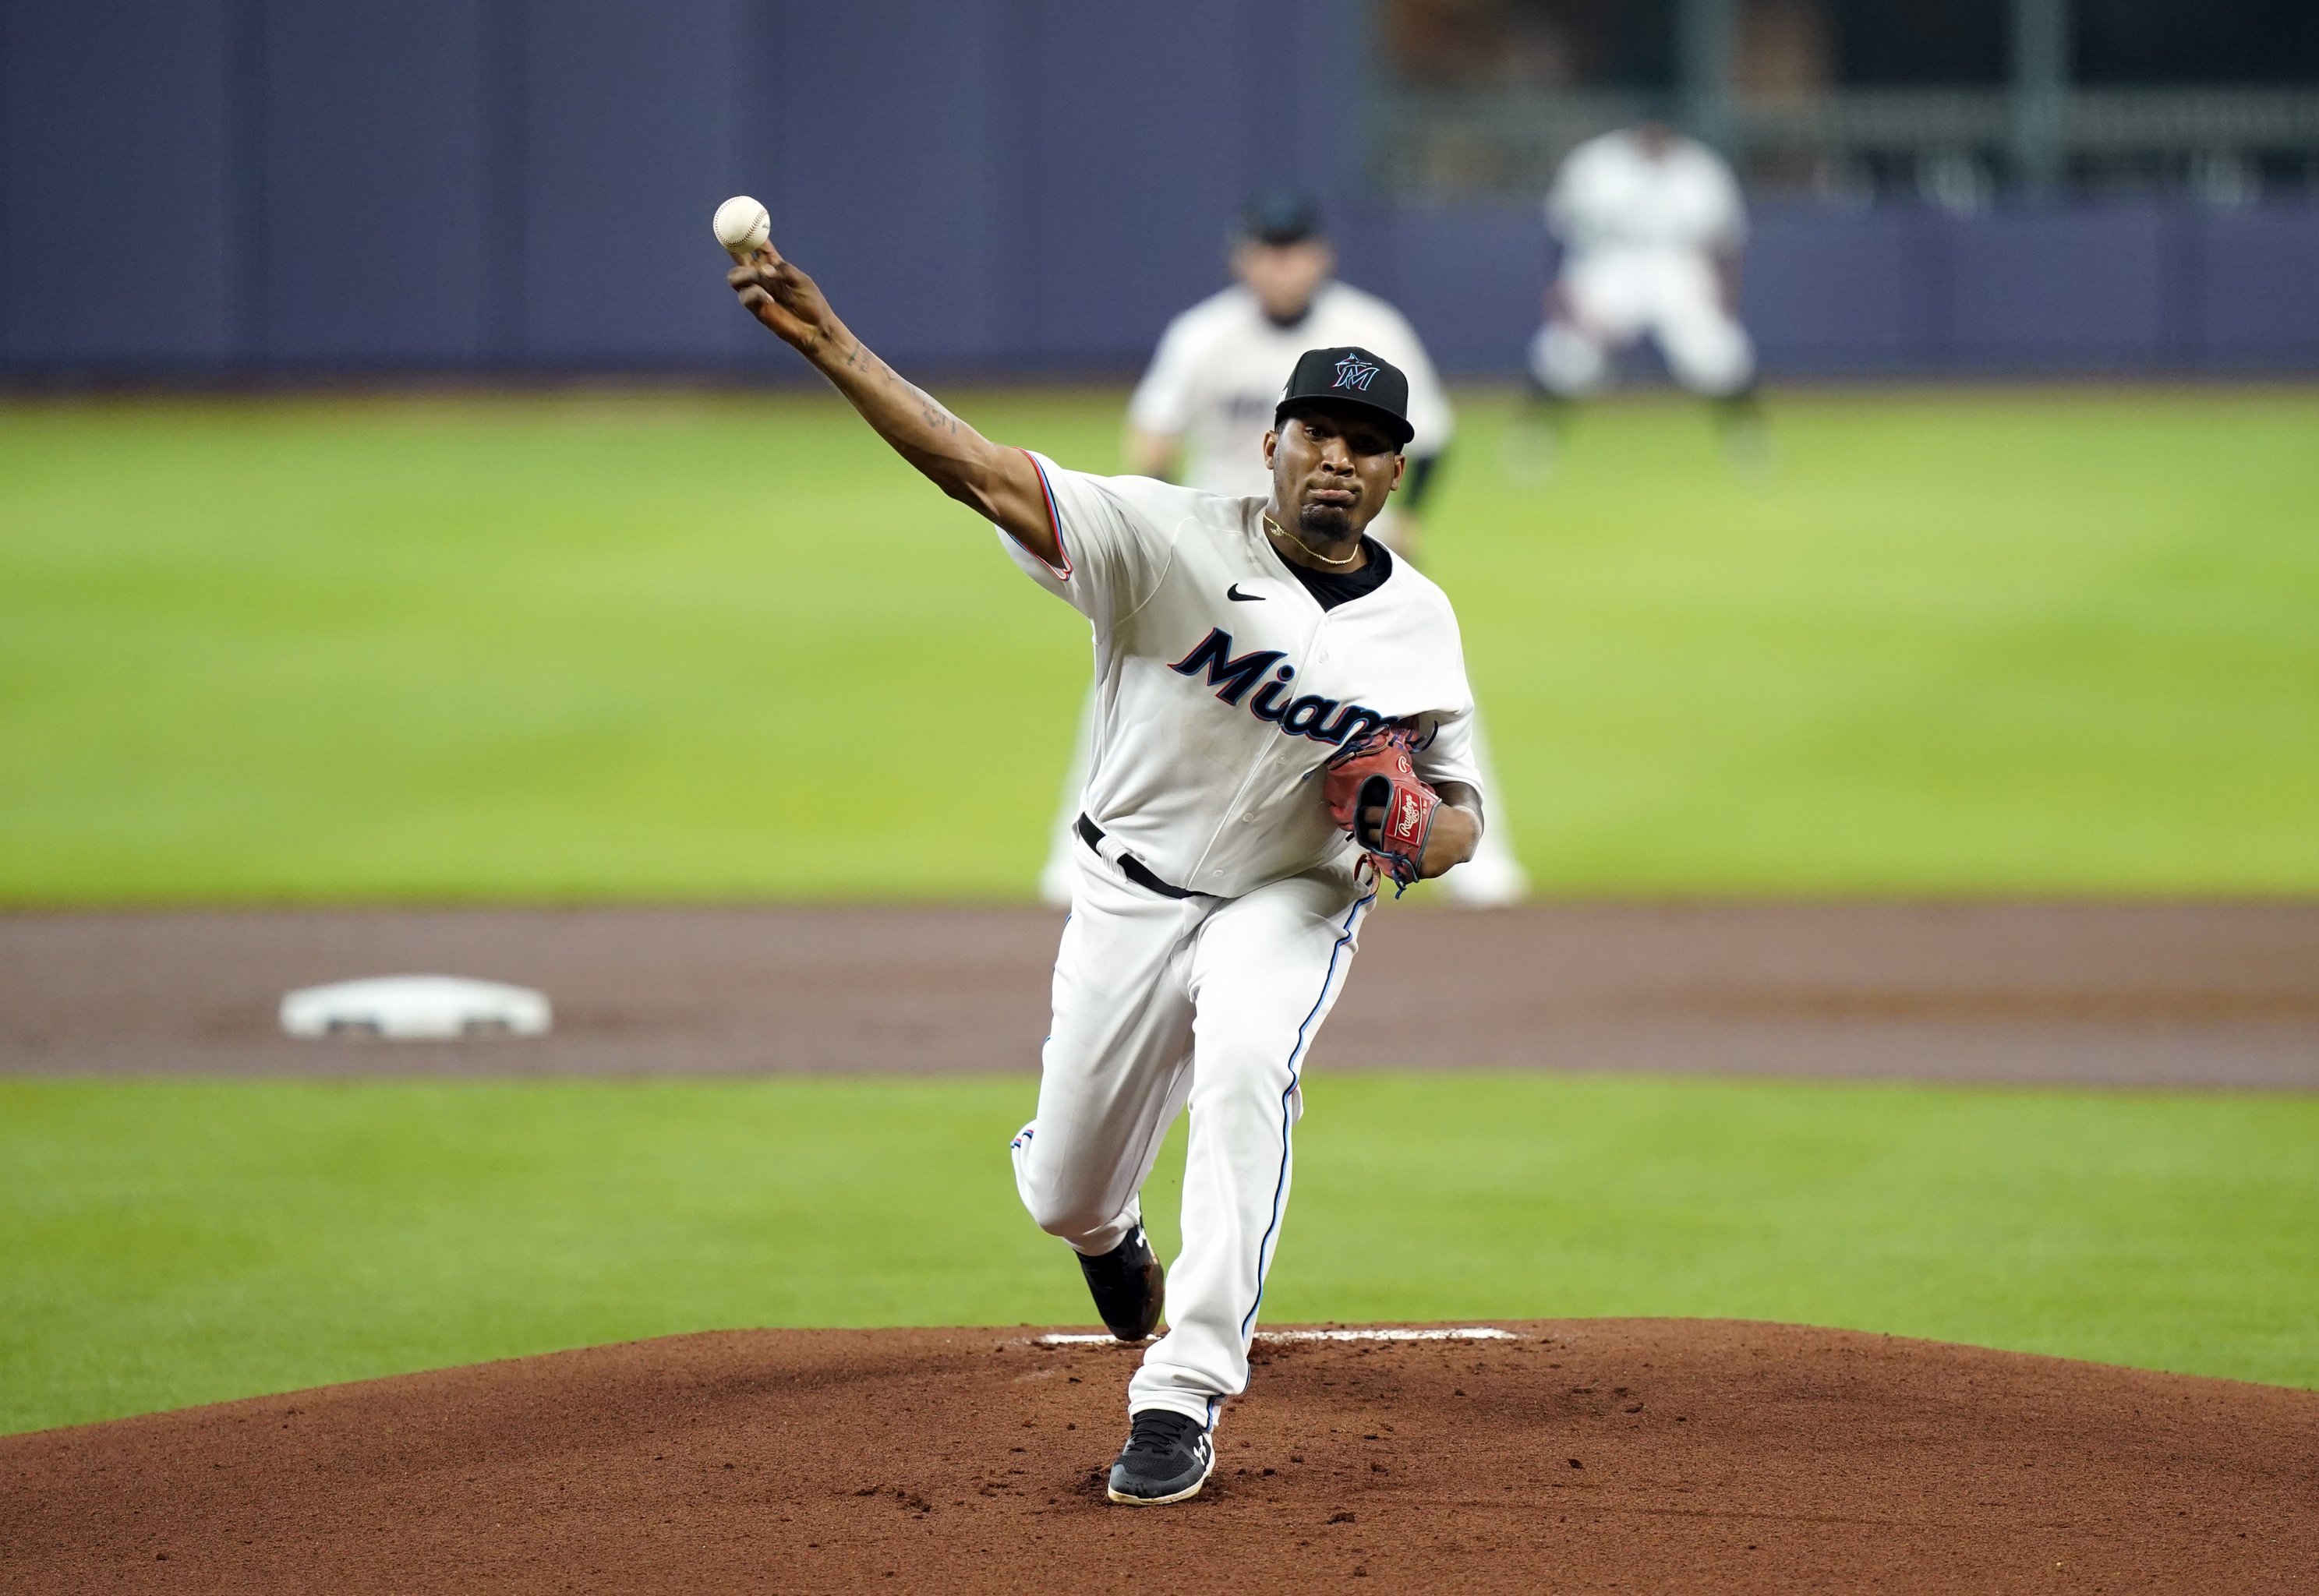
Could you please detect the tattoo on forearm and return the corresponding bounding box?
[907,383,961,436]
[822,329,977,481]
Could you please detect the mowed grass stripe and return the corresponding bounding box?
[3,1074,2314,1434]
[3,386,2316,900]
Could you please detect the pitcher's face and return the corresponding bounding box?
[1264,408,1405,540]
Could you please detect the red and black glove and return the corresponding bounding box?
[1323,724,1439,894]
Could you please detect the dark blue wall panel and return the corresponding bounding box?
[1373,205,1540,373]
[1947,207,2169,369]
[518,0,749,364]
[1238,0,1369,238]
[769,1,1004,366]
[1023,2,1257,362]
[1742,206,1920,373]
[2195,205,2319,367]
[2,0,236,365]
[258,0,491,364]
[3,2,2317,379]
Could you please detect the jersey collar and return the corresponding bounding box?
[1246,500,1397,613]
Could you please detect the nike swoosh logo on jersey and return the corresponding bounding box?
[1226,584,1264,602]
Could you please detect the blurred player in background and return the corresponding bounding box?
[1515,121,1767,472]
[1040,192,1530,907]
[1122,193,1450,540]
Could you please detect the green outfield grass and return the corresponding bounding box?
[4,1074,2314,1434]
[3,385,2315,901]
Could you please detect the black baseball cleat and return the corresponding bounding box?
[1106,1410,1215,1506]
[1077,1223,1165,1342]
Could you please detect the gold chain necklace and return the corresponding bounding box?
[1263,510,1363,569]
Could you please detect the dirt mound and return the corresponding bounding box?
[3,1320,2314,1594]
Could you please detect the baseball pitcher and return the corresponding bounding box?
[1038,192,1529,909]
[727,239,1487,1506]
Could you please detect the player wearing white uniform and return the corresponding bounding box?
[1126,195,1452,510]
[727,238,1487,1507]
[1038,193,1529,908]
[1524,122,1766,463]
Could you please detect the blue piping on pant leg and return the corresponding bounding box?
[1237,889,1375,1344]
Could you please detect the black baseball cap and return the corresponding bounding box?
[1241,189,1323,246]
[1274,346,1415,450]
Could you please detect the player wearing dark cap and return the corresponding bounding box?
[1123,192,1453,524]
[726,229,1493,1505]
[1035,192,1531,906]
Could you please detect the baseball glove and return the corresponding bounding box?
[1323,724,1439,894]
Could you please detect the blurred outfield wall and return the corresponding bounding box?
[5,0,2317,382]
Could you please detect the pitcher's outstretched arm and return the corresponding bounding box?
[726,244,1056,563]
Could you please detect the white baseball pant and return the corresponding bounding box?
[1532,247,1755,397]
[1013,842,1374,1426]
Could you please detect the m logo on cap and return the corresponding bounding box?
[1277,345,1416,449]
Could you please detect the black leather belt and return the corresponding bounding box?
[1076,814,1211,900]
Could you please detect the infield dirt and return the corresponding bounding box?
[5,902,2316,1086]
[5,1319,2314,1594]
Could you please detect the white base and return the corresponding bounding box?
[281,976,551,1040]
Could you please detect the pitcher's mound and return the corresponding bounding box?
[5,1320,2314,1594]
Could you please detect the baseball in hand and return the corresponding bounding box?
[712,195,771,257]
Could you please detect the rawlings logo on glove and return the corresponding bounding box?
[1322,723,1439,895]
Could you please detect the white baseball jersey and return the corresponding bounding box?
[1000,454,1481,900]
[999,450,1479,1428]
[1126,282,1454,498]
[1547,130,1746,260]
